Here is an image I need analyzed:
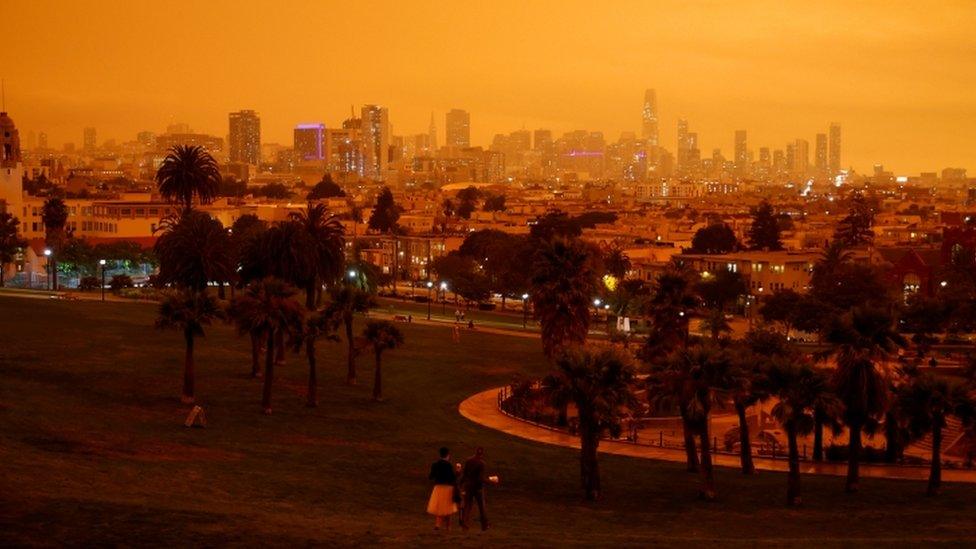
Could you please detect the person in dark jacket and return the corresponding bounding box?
[426,447,458,530]
[460,447,490,531]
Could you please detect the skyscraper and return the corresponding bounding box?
[815,133,828,175]
[734,130,748,176]
[294,123,325,161]
[641,89,658,146]
[792,139,809,176]
[229,110,261,164]
[828,123,841,175]
[361,104,390,180]
[83,127,96,152]
[445,109,470,148]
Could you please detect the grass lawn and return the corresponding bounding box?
[1,295,975,546]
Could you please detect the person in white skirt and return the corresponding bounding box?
[427,447,459,530]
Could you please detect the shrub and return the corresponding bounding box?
[78,276,99,291]
[109,274,134,292]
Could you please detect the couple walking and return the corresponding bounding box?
[426,446,491,531]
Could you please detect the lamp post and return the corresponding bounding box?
[99,259,107,301]
[43,248,52,290]
[521,292,529,328]
[440,281,448,316]
[426,281,433,320]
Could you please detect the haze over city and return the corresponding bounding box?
[3,0,974,173]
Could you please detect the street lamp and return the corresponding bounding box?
[522,292,529,328]
[99,259,107,301]
[440,281,448,316]
[43,248,52,290]
[426,281,433,320]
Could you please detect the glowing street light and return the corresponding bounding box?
[522,292,530,328]
[426,281,434,320]
[43,249,52,290]
[440,281,449,315]
[99,259,107,302]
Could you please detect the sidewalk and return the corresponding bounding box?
[459,387,976,484]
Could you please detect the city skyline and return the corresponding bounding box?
[2,1,974,174]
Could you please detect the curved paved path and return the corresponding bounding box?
[460,387,976,484]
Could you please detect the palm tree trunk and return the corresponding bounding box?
[372,350,382,401]
[846,418,862,493]
[305,281,316,310]
[580,425,601,501]
[928,421,943,496]
[787,425,801,505]
[698,410,716,500]
[884,411,900,463]
[182,328,195,404]
[306,338,317,407]
[250,331,262,378]
[52,258,58,291]
[345,316,357,384]
[680,403,699,472]
[275,329,285,365]
[813,412,824,462]
[262,330,275,414]
[1,265,5,287]
[735,401,755,474]
[217,282,225,300]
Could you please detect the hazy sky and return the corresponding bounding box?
[3,0,974,173]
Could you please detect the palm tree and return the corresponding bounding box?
[0,212,25,287]
[297,311,339,407]
[603,244,631,280]
[362,320,405,401]
[228,293,267,378]
[41,197,68,290]
[289,203,345,309]
[155,145,222,212]
[896,373,975,495]
[326,284,375,384]
[766,357,840,505]
[530,237,600,357]
[541,346,636,501]
[232,278,305,414]
[154,211,233,293]
[155,289,224,403]
[663,343,737,500]
[728,342,768,474]
[826,306,905,492]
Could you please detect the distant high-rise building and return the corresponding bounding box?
[792,139,809,176]
[136,131,156,148]
[533,129,552,152]
[294,123,326,161]
[445,109,470,148]
[361,104,390,180]
[734,130,748,176]
[815,133,828,175]
[641,89,659,146]
[828,123,841,175]
[37,132,48,150]
[677,119,689,152]
[83,127,97,152]
[428,113,438,153]
[229,110,261,164]
[167,122,192,134]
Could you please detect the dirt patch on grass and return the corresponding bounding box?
[21,431,244,463]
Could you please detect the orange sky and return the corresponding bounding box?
[2,1,974,174]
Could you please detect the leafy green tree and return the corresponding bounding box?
[482,193,506,212]
[747,200,783,251]
[541,346,636,501]
[254,182,293,199]
[529,210,581,242]
[0,212,25,287]
[833,192,875,247]
[689,223,738,254]
[530,237,600,357]
[367,187,401,234]
[306,174,346,200]
[455,186,483,219]
[155,145,221,212]
[759,289,804,339]
[897,373,975,495]
[155,289,224,403]
[363,320,405,401]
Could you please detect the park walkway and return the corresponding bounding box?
[459,387,976,484]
